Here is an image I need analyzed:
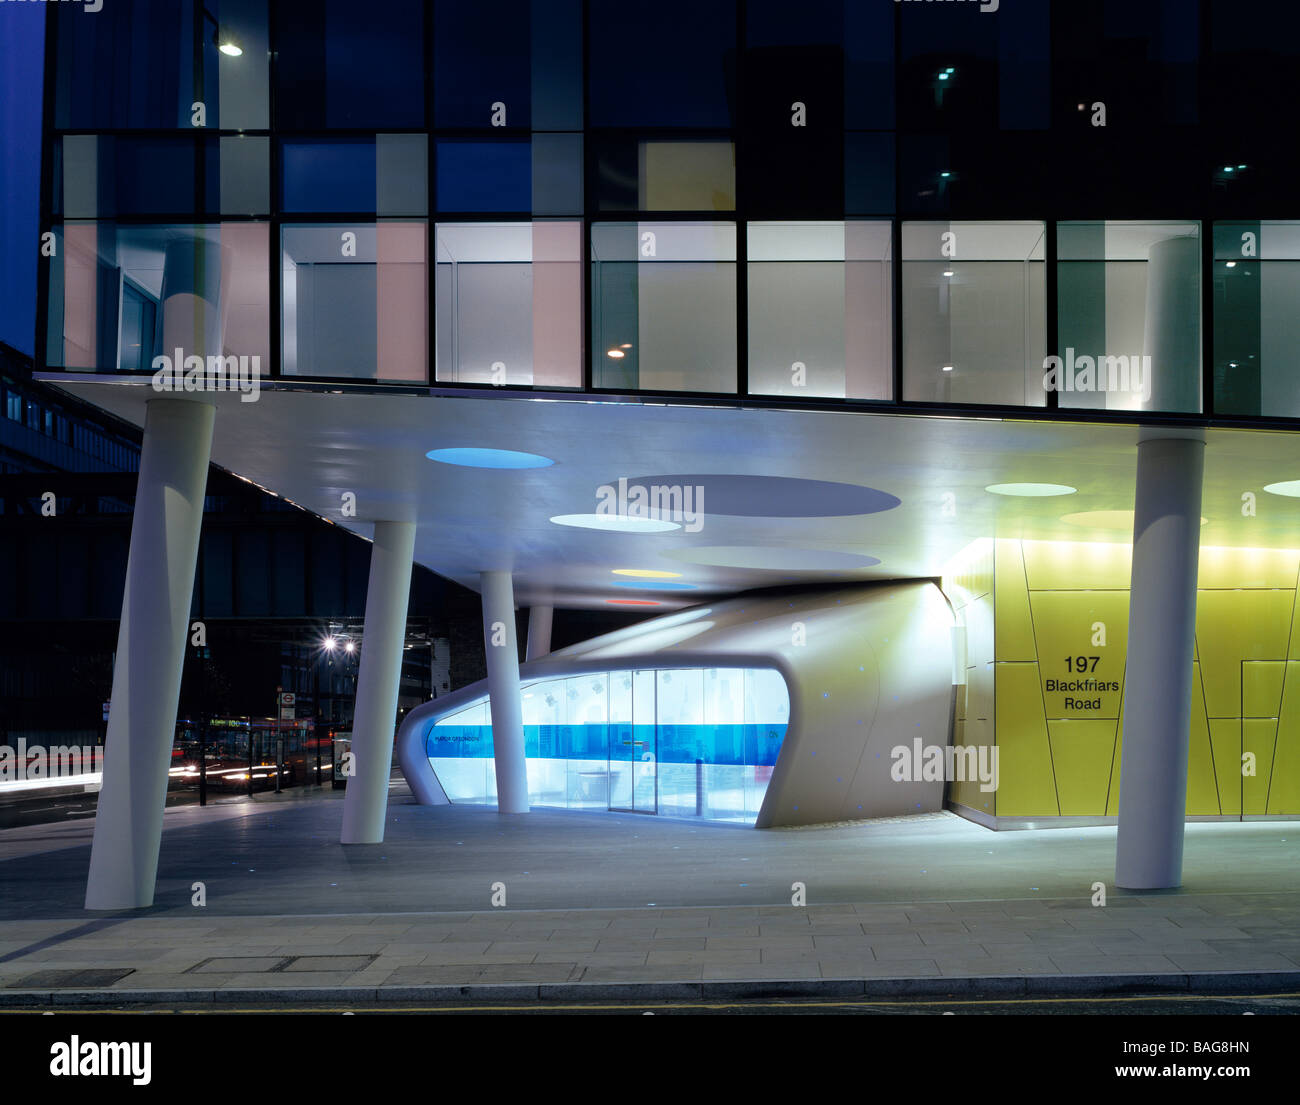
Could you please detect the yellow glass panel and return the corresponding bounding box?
[1242,661,1284,718]
[994,540,1036,661]
[1047,720,1118,815]
[1243,718,1278,815]
[1196,591,1293,718]
[1022,540,1130,590]
[994,662,1058,816]
[1029,591,1129,719]
[1198,547,1300,590]
[1209,719,1242,815]
[1186,663,1220,815]
[1268,662,1300,813]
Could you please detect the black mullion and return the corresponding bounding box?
[1199,0,1214,418]
[35,4,59,376]
[1045,217,1059,411]
[734,0,746,399]
[426,1,436,387]
[891,1,903,405]
[268,0,281,380]
[581,0,593,392]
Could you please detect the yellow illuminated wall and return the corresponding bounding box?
[943,541,1300,821]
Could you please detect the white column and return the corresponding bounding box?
[481,571,529,813]
[340,520,416,844]
[1141,236,1200,413]
[85,399,214,910]
[525,605,553,661]
[1115,434,1204,889]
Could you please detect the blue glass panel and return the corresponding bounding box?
[281,139,376,213]
[435,140,531,212]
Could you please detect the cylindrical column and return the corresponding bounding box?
[85,399,215,910]
[1141,236,1200,413]
[1115,435,1204,889]
[481,571,529,813]
[525,605,553,661]
[340,520,416,844]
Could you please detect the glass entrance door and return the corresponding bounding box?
[609,669,657,813]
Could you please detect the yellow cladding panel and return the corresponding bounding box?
[1187,664,1221,815]
[1198,547,1300,590]
[1022,540,1131,590]
[954,683,968,723]
[1047,720,1118,815]
[994,540,1036,661]
[1243,719,1277,815]
[1196,591,1294,718]
[994,663,1058,816]
[1242,661,1284,718]
[957,716,995,815]
[1269,663,1300,814]
[1209,720,1242,815]
[1029,591,1129,719]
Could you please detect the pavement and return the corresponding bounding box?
[1,783,1299,1004]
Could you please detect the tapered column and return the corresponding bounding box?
[1115,434,1204,889]
[340,520,416,844]
[525,605,553,661]
[481,571,529,813]
[85,399,214,910]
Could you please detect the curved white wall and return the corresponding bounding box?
[395,582,956,827]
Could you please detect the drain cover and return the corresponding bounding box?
[9,968,134,988]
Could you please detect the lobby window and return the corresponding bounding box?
[1057,221,1201,414]
[591,222,737,394]
[45,223,269,375]
[593,139,736,212]
[587,0,737,127]
[54,0,270,130]
[275,0,424,128]
[434,222,582,387]
[280,223,427,381]
[747,222,892,400]
[1213,222,1300,418]
[902,221,1046,406]
[434,0,582,130]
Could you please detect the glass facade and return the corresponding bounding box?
[31,1,1299,423]
[427,667,790,824]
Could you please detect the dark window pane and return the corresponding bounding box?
[57,137,218,219]
[588,0,737,127]
[276,0,424,129]
[435,0,532,127]
[436,140,531,212]
[845,132,895,215]
[54,0,269,130]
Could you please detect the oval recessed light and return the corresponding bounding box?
[219,42,243,56]
[426,448,553,469]
[612,569,682,579]
[1264,481,1300,498]
[607,349,625,359]
[607,599,661,606]
[550,514,681,533]
[986,483,1077,497]
[611,581,697,591]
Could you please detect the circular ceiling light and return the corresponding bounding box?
[611,581,697,591]
[607,599,661,606]
[606,349,625,359]
[612,568,682,579]
[550,514,681,533]
[1264,481,1300,498]
[219,42,243,56]
[986,483,1077,497]
[426,448,553,469]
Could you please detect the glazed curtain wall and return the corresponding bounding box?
[426,667,789,823]
[944,540,1300,821]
